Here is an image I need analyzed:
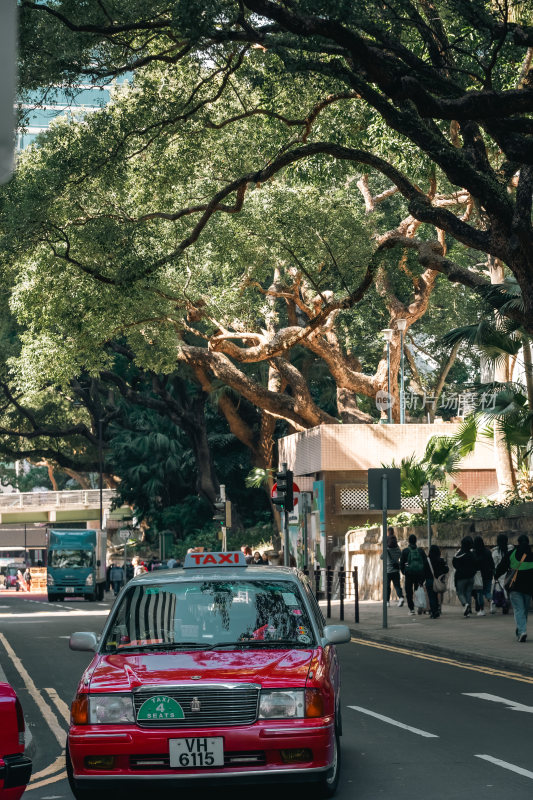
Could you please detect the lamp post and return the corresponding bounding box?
[381,328,393,423]
[98,417,103,530]
[421,481,436,549]
[396,319,407,424]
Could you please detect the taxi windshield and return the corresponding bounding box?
[102,580,316,652]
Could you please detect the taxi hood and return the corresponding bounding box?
[87,648,316,692]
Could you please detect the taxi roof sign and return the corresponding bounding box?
[183,551,247,568]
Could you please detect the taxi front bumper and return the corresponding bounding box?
[69,717,335,786]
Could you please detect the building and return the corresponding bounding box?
[278,423,497,566]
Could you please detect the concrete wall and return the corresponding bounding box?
[344,503,533,603]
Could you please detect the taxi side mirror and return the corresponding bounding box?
[70,632,99,652]
[322,625,351,645]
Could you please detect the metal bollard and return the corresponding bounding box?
[314,565,321,597]
[326,565,333,619]
[339,566,345,621]
[352,566,359,623]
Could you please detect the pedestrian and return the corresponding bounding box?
[381,530,404,607]
[132,556,147,577]
[109,563,124,596]
[505,534,533,642]
[105,562,111,592]
[23,567,32,592]
[241,545,253,564]
[400,534,428,616]
[472,535,495,616]
[427,545,449,617]
[452,535,477,617]
[166,556,177,569]
[252,551,264,565]
[125,560,134,581]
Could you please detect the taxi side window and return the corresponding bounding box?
[302,579,325,633]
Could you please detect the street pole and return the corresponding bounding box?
[220,484,227,551]
[98,417,103,530]
[302,492,309,568]
[397,319,407,424]
[427,481,432,550]
[24,522,27,566]
[386,340,392,424]
[382,473,388,629]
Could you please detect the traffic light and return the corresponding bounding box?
[213,498,232,527]
[272,468,294,513]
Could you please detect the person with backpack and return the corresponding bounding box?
[380,530,405,607]
[452,535,477,617]
[505,534,533,642]
[472,535,495,616]
[400,534,428,616]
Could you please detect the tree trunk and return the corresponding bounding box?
[178,396,220,507]
[522,335,533,477]
[489,257,517,495]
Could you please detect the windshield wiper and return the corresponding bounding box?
[205,639,312,650]
[108,642,206,653]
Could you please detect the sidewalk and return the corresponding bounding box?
[319,598,533,677]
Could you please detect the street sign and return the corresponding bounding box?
[367,469,401,510]
[271,481,300,509]
[118,529,130,542]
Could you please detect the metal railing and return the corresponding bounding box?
[304,565,359,624]
[0,489,116,509]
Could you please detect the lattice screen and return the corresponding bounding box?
[338,486,449,512]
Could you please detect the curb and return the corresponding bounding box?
[348,625,533,678]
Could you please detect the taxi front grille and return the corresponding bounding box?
[133,685,259,727]
[129,751,267,769]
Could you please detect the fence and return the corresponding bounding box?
[303,565,359,624]
[0,489,116,509]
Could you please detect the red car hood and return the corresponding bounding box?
[87,648,317,692]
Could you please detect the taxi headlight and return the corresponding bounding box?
[258,689,305,719]
[88,695,134,724]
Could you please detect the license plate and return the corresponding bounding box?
[65,587,74,593]
[169,737,224,768]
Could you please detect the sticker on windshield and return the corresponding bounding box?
[298,634,311,644]
[145,587,160,595]
[282,592,299,605]
[291,609,303,616]
[137,695,185,721]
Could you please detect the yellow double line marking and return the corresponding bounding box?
[350,636,533,685]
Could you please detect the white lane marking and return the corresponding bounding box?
[30,754,66,783]
[464,692,533,713]
[0,632,66,747]
[475,754,533,780]
[44,688,71,724]
[347,705,438,738]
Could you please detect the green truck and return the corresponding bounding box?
[47,529,107,602]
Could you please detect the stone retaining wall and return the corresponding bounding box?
[344,503,533,603]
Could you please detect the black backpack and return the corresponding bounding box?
[407,547,424,576]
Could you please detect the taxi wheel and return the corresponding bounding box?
[66,748,91,800]
[314,731,340,798]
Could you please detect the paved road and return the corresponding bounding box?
[1,592,533,799]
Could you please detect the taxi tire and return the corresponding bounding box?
[313,730,340,799]
[66,747,91,800]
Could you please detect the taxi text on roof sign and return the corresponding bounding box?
[183,551,247,568]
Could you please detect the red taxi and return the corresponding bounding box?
[0,682,32,800]
[67,552,350,797]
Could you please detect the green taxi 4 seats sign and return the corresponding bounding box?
[138,695,185,721]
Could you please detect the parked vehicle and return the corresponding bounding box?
[4,567,21,591]
[47,530,106,602]
[0,682,32,799]
[67,551,351,798]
